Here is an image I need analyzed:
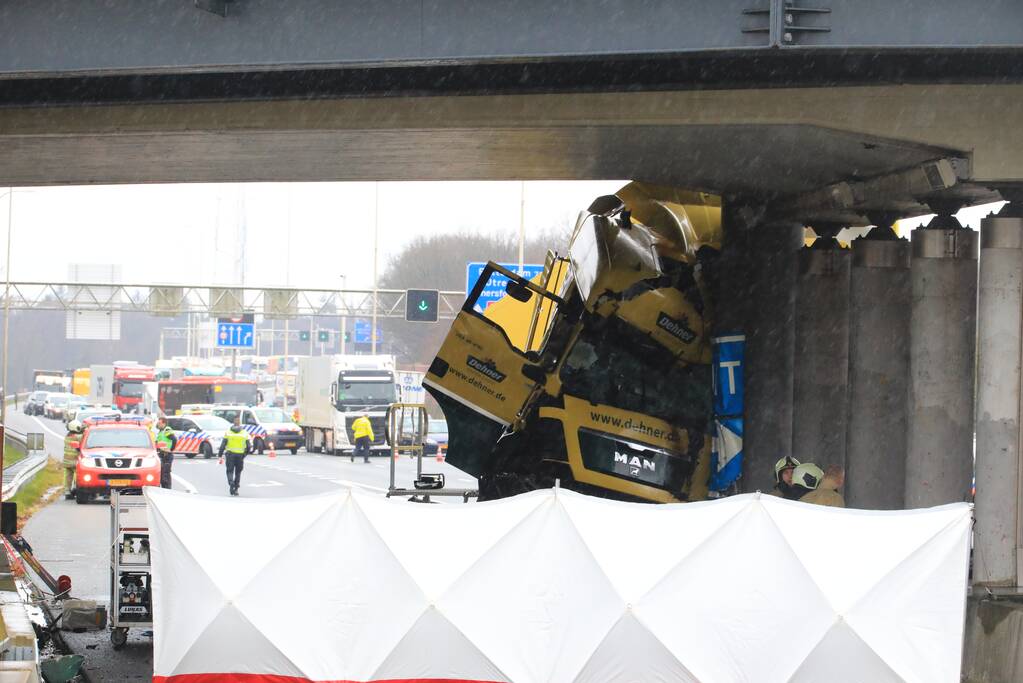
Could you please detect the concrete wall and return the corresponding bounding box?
[964,597,1023,683]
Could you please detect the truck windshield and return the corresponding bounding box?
[335,381,396,409]
[85,429,152,449]
[117,380,144,398]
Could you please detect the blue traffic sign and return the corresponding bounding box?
[353,320,383,344]
[217,322,255,348]
[466,262,545,313]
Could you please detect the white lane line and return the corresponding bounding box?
[171,473,198,494]
[32,417,66,440]
[248,480,284,488]
[332,479,388,493]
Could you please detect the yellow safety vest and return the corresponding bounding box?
[352,416,374,441]
[223,430,250,454]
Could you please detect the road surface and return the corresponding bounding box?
[5,407,477,681]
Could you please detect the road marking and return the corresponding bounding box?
[248,480,284,488]
[32,417,66,440]
[332,479,388,493]
[171,473,198,494]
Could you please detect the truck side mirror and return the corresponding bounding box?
[330,381,337,404]
[505,280,532,303]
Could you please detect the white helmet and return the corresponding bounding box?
[68,420,83,434]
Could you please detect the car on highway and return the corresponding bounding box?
[44,393,74,420]
[165,413,231,459]
[211,405,302,454]
[71,417,160,504]
[23,391,49,416]
[63,396,89,423]
[426,418,449,457]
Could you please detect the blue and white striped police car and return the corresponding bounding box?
[165,413,231,459]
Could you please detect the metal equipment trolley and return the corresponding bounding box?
[109,489,152,649]
[386,402,477,503]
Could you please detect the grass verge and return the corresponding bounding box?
[10,460,65,529]
[3,435,28,469]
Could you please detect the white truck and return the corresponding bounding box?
[296,355,399,455]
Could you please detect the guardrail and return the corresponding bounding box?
[3,424,49,502]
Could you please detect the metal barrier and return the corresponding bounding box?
[2,426,49,501]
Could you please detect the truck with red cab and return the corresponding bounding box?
[70,416,161,504]
[112,365,155,413]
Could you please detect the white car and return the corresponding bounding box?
[165,414,231,459]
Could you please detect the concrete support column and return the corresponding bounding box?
[846,226,911,509]
[974,204,1023,587]
[792,231,851,470]
[743,221,803,493]
[906,215,978,508]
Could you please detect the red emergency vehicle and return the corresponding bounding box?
[158,376,260,415]
[71,416,161,504]
[113,365,155,412]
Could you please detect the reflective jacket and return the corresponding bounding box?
[352,416,374,441]
[800,476,846,508]
[154,426,177,453]
[63,433,80,467]
[221,429,251,455]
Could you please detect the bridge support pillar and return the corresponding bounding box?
[974,203,1023,587]
[792,228,851,473]
[743,221,803,492]
[906,213,978,508]
[845,224,911,509]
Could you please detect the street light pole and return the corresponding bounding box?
[1,190,13,427]
[339,274,347,355]
[372,183,379,355]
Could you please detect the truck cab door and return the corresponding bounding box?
[424,262,565,477]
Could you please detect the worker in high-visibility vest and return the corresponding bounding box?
[218,419,252,496]
[154,417,178,489]
[351,414,374,463]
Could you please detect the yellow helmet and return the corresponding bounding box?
[773,456,800,484]
[792,463,824,491]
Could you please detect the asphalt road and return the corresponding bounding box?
[6,407,477,681]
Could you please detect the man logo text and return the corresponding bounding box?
[614,451,656,474]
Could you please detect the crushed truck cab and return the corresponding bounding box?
[424,183,720,503]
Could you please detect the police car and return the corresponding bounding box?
[211,405,302,454]
[164,413,230,459]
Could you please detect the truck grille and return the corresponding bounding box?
[345,416,388,446]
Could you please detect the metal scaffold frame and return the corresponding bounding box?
[0,282,465,320]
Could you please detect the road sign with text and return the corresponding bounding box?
[466,262,545,313]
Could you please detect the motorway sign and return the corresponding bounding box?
[353,320,383,344]
[217,314,255,349]
[465,262,545,313]
[405,289,439,322]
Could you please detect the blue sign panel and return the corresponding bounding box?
[466,262,546,313]
[709,334,745,492]
[217,322,254,348]
[353,320,383,344]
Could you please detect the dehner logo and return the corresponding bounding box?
[466,355,506,383]
[656,312,696,343]
[614,450,656,476]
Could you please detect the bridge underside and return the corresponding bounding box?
[2,83,1019,222]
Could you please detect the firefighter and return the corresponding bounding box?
[154,417,178,489]
[63,420,83,499]
[791,462,825,500]
[769,456,801,499]
[800,464,846,508]
[351,413,374,463]
[218,420,252,496]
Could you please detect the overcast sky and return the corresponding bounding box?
[1,181,1004,292]
[2,181,624,291]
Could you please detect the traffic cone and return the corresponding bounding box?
[268,442,277,459]
[436,448,446,463]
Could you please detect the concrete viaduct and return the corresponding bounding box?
[4,5,1023,669]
